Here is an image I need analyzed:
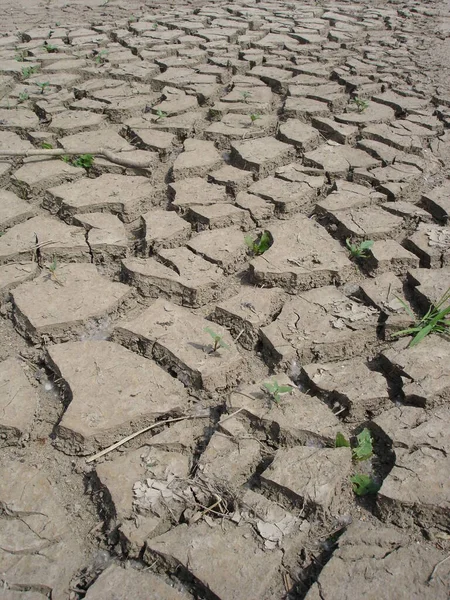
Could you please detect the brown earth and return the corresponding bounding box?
[0,0,450,598]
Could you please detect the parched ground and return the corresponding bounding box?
[0,0,450,598]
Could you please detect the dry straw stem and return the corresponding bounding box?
[86,414,207,463]
[0,147,155,169]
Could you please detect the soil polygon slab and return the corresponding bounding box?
[375,405,450,529]
[304,521,450,600]
[0,357,39,445]
[187,203,253,231]
[277,118,321,151]
[407,267,450,307]
[145,522,283,600]
[421,180,450,221]
[142,209,191,253]
[0,461,85,599]
[250,216,352,292]
[381,337,450,408]
[0,189,38,229]
[235,191,275,224]
[368,239,420,276]
[96,445,190,554]
[187,227,248,273]
[48,110,106,134]
[11,159,84,201]
[260,286,378,368]
[12,263,131,343]
[208,164,254,195]
[198,431,261,491]
[404,223,450,268]
[172,138,222,180]
[334,103,395,125]
[48,341,187,454]
[169,177,228,212]
[73,212,129,265]
[327,205,404,241]
[0,108,39,131]
[249,175,319,216]
[122,249,224,307]
[0,262,39,300]
[312,116,358,144]
[214,287,284,349]
[46,174,156,223]
[261,446,352,512]
[115,299,241,391]
[304,143,380,176]
[230,137,296,177]
[205,113,277,148]
[0,215,89,264]
[283,96,331,121]
[301,359,390,421]
[315,180,385,215]
[84,565,191,600]
[228,374,342,444]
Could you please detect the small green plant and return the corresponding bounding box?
[61,155,71,163]
[155,109,167,121]
[18,92,29,103]
[72,154,94,168]
[346,238,374,259]
[41,142,53,149]
[21,66,38,79]
[43,43,58,52]
[335,428,373,461]
[351,474,380,496]
[36,81,50,94]
[94,49,108,65]
[152,22,158,30]
[245,231,271,256]
[250,112,261,124]
[262,379,293,404]
[204,327,229,353]
[15,50,27,61]
[47,257,60,282]
[240,90,252,102]
[352,97,369,112]
[392,287,450,347]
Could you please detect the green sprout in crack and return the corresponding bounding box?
[240,90,252,103]
[72,154,94,169]
[250,112,261,125]
[18,92,29,103]
[204,327,229,353]
[392,286,450,347]
[94,49,108,65]
[41,142,53,149]
[351,474,380,496]
[21,66,38,79]
[36,81,50,94]
[262,379,293,404]
[335,428,373,461]
[346,238,374,259]
[245,231,271,256]
[155,109,167,121]
[352,97,369,113]
[43,43,58,53]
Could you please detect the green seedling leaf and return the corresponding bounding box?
[250,112,261,124]
[359,240,374,251]
[263,380,293,404]
[49,257,57,272]
[36,81,50,94]
[72,153,94,169]
[41,142,53,149]
[351,474,380,496]
[155,109,167,120]
[335,432,350,448]
[246,231,272,256]
[204,326,229,352]
[346,238,374,259]
[352,428,373,461]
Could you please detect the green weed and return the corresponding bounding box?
[335,428,373,461]
[204,327,229,353]
[21,66,38,79]
[245,231,271,256]
[240,90,252,102]
[155,109,167,121]
[36,81,50,94]
[18,92,29,103]
[43,43,58,53]
[351,474,380,496]
[346,238,374,259]
[73,154,94,168]
[352,97,369,112]
[94,49,108,65]
[262,379,293,404]
[41,142,53,149]
[250,112,261,124]
[392,287,450,347]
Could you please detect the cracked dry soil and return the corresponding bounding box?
[0,0,450,598]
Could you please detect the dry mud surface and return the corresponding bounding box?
[0,0,450,598]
